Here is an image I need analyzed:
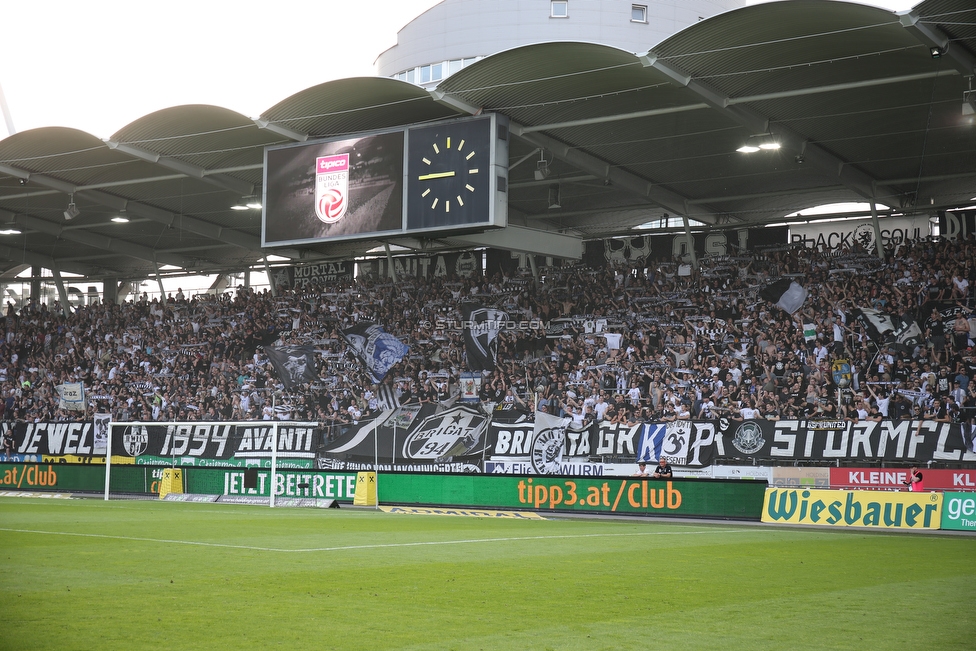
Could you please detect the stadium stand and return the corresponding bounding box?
[1,233,973,439]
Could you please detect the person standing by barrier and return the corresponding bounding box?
[904,465,924,492]
[2,428,14,460]
[632,461,649,477]
[652,457,672,479]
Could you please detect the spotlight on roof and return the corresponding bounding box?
[930,45,945,59]
[63,195,80,221]
[0,218,21,235]
[548,184,561,210]
[232,196,262,210]
[534,150,550,181]
[963,90,976,117]
[736,133,780,153]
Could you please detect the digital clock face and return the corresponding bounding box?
[407,118,493,231]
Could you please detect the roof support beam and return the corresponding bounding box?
[509,123,717,225]
[899,10,976,77]
[252,118,309,142]
[639,52,897,204]
[0,161,304,261]
[499,71,954,136]
[450,225,582,260]
[427,87,720,224]
[428,89,482,116]
[7,211,193,269]
[0,241,101,277]
[103,140,255,197]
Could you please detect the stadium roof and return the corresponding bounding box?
[0,0,973,282]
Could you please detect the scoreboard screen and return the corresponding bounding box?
[262,115,507,247]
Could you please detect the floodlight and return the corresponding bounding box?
[232,196,262,210]
[548,184,561,209]
[63,195,80,221]
[0,218,21,235]
[534,150,550,181]
[963,90,976,116]
[736,133,780,153]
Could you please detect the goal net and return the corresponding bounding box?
[102,420,341,507]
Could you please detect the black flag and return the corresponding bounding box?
[461,302,507,371]
[263,345,317,390]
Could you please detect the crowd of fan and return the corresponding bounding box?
[1,234,975,431]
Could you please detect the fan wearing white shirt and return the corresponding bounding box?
[739,400,760,420]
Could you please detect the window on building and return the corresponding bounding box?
[448,59,463,76]
[631,4,647,23]
[420,65,431,83]
[406,69,416,84]
[431,62,443,82]
[551,1,568,18]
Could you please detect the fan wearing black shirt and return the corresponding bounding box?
[652,458,673,479]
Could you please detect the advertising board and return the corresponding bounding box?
[941,492,976,531]
[761,488,942,529]
[0,463,150,493]
[829,467,976,491]
[379,475,766,519]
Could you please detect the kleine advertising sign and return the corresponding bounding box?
[829,467,976,491]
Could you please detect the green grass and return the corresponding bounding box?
[0,497,973,650]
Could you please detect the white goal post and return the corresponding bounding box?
[104,420,313,508]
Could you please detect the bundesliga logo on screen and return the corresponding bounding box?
[315,154,349,224]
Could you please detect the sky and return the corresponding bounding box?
[0,0,919,141]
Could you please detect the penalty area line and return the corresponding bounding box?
[0,526,762,553]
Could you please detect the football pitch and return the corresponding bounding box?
[0,497,973,650]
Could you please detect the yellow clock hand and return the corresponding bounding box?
[417,171,456,181]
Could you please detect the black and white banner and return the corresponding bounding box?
[357,251,482,280]
[316,404,490,472]
[3,417,971,471]
[270,261,354,291]
[715,418,975,463]
[110,423,318,465]
[2,421,104,457]
[484,419,717,474]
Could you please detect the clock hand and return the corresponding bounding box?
[417,171,456,181]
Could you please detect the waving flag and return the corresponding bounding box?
[461,302,508,371]
[853,307,922,350]
[342,322,409,383]
[759,278,808,314]
[263,345,318,390]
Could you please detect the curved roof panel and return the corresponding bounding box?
[0,0,973,281]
